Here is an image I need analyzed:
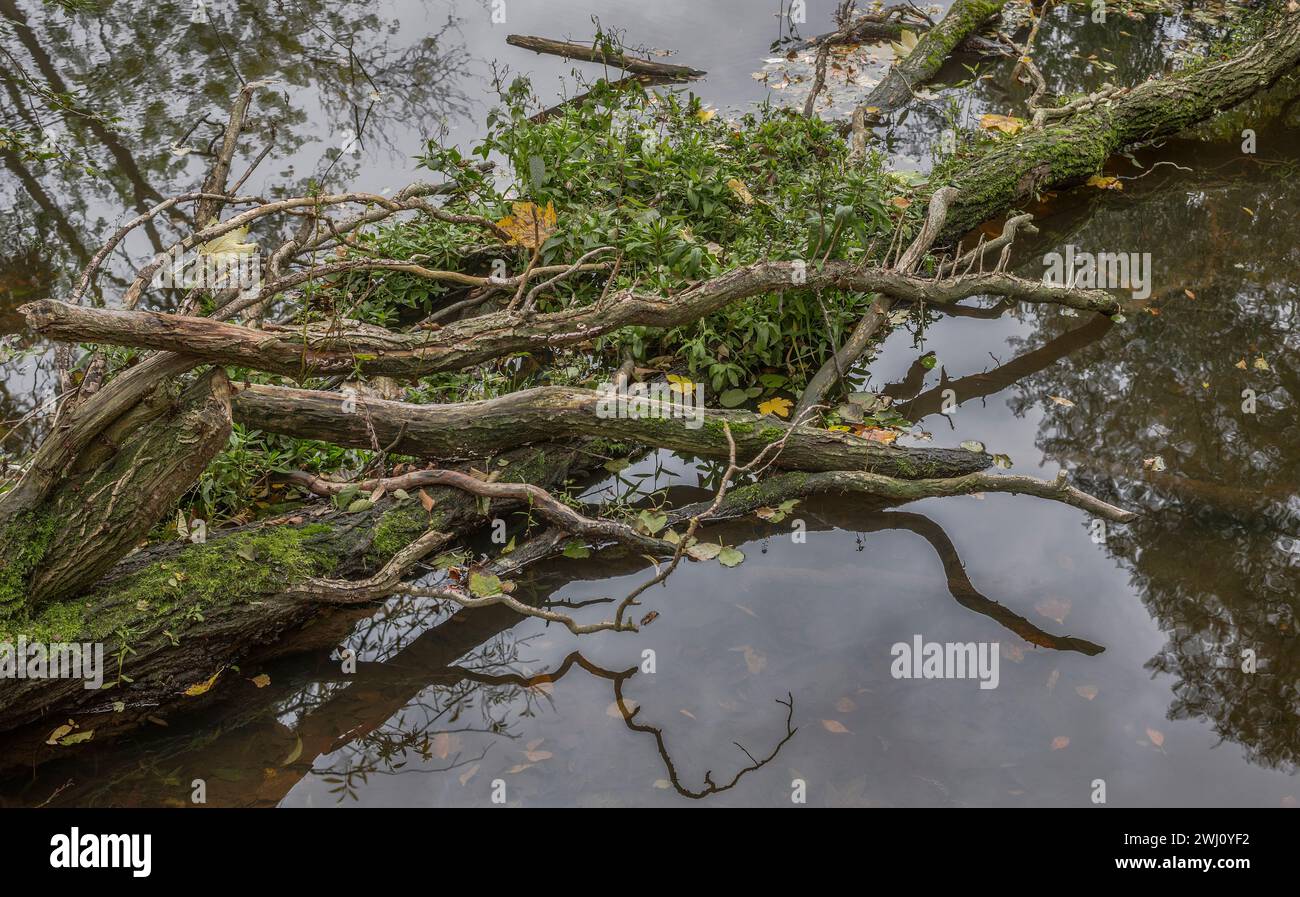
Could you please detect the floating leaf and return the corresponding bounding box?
[1146,727,1165,749]
[1142,455,1167,472]
[1086,174,1123,191]
[1051,736,1070,750]
[1035,596,1072,625]
[821,719,851,734]
[251,673,271,689]
[1075,685,1098,701]
[992,453,1013,469]
[718,546,745,567]
[686,542,722,561]
[1048,395,1075,407]
[960,440,986,453]
[59,730,94,746]
[732,644,767,675]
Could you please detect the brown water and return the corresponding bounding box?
[0,0,1296,807]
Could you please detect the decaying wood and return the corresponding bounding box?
[20,266,1115,379]
[506,34,705,78]
[856,0,1010,118]
[938,6,1300,239]
[230,382,993,479]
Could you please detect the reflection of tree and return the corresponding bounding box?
[989,134,1300,771]
[0,0,472,447]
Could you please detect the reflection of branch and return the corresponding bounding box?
[614,681,798,799]
[897,313,1113,419]
[879,511,1104,654]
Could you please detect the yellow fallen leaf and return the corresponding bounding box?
[251,673,271,688]
[731,644,767,675]
[889,195,912,209]
[695,106,717,122]
[857,426,899,444]
[835,697,856,713]
[496,200,557,249]
[1086,174,1123,191]
[198,224,257,260]
[1048,395,1075,407]
[666,373,695,395]
[1235,358,1248,370]
[431,732,459,759]
[46,721,75,745]
[758,397,792,418]
[1254,356,1270,371]
[726,178,756,205]
[184,667,223,697]
[979,113,1026,135]
[1035,596,1072,624]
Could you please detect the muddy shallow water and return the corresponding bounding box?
[0,0,1296,806]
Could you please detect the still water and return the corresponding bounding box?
[0,0,1295,806]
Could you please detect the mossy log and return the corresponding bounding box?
[230,383,994,479]
[0,444,582,746]
[857,0,1010,116]
[938,5,1300,239]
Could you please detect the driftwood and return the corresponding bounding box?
[506,34,705,78]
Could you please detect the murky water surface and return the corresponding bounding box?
[0,1,1296,806]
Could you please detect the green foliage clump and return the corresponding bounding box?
[351,79,925,392]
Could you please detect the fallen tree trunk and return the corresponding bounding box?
[939,6,1300,239]
[856,0,1009,117]
[230,382,994,479]
[0,444,584,740]
[23,369,233,612]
